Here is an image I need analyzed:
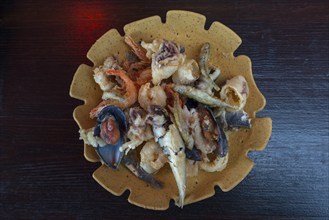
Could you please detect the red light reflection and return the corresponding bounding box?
[68,3,109,50]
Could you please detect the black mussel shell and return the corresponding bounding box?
[224,110,251,129]
[214,121,228,157]
[94,105,127,169]
[185,147,202,161]
[185,98,199,110]
[203,105,228,157]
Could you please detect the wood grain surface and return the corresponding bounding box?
[1,0,328,219]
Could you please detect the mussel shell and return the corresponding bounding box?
[224,110,251,129]
[185,147,202,161]
[202,105,228,157]
[214,122,228,157]
[185,98,199,110]
[94,105,127,169]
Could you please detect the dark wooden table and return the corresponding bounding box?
[1,0,328,219]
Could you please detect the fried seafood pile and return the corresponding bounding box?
[79,36,251,207]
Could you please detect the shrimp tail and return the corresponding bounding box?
[90,69,137,118]
[124,35,151,64]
